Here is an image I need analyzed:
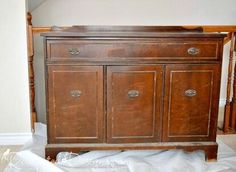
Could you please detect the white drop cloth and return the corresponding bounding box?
[3,123,236,172]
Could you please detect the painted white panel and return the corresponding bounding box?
[0,1,31,133]
[0,133,32,145]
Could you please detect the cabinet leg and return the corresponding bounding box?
[204,145,218,162]
[182,144,218,161]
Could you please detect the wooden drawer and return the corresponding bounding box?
[47,40,219,61]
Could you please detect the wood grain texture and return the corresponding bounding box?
[34,25,236,34]
[27,12,37,130]
[224,32,235,132]
[47,40,219,60]
[163,64,221,142]
[107,66,163,143]
[42,26,225,161]
[230,33,236,130]
[47,66,104,143]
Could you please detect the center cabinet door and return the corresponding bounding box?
[107,66,163,143]
[47,66,104,143]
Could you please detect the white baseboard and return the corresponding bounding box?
[0,133,32,145]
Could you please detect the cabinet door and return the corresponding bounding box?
[107,66,163,143]
[47,66,104,143]
[163,65,220,142]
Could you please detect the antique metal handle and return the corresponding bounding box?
[187,47,200,55]
[68,48,80,56]
[128,90,139,98]
[70,90,82,97]
[185,89,197,97]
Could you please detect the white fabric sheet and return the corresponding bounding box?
[4,123,236,172]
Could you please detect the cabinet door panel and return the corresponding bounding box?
[107,66,163,143]
[163,65,220,142]
[47,66,104,143]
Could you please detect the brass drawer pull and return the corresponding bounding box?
[68,48,80,56]
[128,90,139,98]
[70,90,82,97]
[185,89,197,97]
[187,47,200,55]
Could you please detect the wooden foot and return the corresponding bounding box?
[204,145,218,161]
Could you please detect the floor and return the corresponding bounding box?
[0,135,236,171]
[0,145,22,172]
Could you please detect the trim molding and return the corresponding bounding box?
[219,98,226,107]
[0,133,32,145]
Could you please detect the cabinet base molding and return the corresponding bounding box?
[46,142,218,161]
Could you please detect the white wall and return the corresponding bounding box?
[0,1,31,143]
[32,0,236,26]
[31,0,236,125]
[28,0,47,12]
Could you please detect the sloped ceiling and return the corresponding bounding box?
[28,0,47,12]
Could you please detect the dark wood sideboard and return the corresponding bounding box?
[41,26,225,160]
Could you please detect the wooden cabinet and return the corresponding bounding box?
[42,26,225,161]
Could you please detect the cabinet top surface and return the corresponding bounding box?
[41,26,226,38]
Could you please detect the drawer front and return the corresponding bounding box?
[163,64,221,142]
[47,66,104,143]
[107,66,163,143]
[47,40,220,60]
